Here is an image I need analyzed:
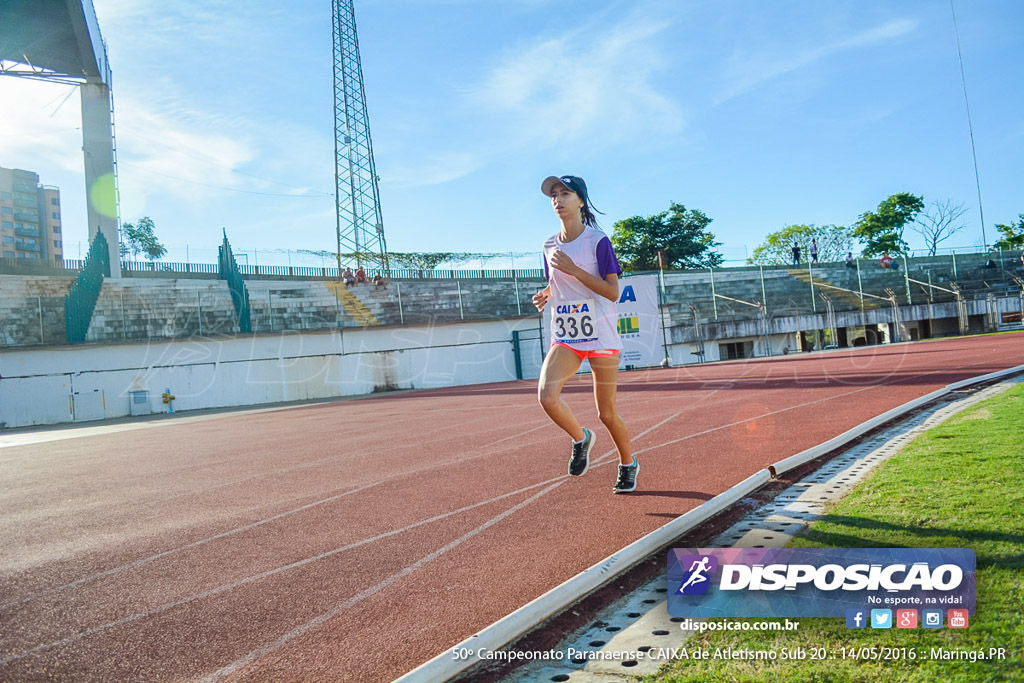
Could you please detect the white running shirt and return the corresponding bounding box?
[543,226,623,351]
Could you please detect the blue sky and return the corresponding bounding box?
[1,0,1022,267]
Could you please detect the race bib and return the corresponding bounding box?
[552,299,597,342]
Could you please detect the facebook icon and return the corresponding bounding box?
[845,609,867,629]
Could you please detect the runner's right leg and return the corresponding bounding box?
[538,344,585,441]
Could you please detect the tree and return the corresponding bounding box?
[387,252,476,270]
[299,250,537,272]
[611,202,723,271]
[910,199,968,255]
[993,215,1024,250]
[119,216,167,262]
[853,193,924,257]
[749,224,855,265]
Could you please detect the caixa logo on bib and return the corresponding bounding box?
[667,548,976,618]
[555,302,590,315]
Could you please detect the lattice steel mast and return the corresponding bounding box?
[332,0,388,272]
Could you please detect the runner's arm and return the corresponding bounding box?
[532,285,551,312]
[549,250,618,301]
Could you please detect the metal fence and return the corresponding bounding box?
[0,258,546,281]
[3,247,1022,351]
[64,233,111,343]
[218,233,251,333]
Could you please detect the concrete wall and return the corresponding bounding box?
[0,318,536,428]
[2,276,1021,428]
[0,274,73,346]
[662,296,1023,364]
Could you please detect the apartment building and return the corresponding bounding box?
[0,166,64,263]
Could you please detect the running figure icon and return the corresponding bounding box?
[678,556,713,593]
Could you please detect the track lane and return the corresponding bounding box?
[1,334,1022,681]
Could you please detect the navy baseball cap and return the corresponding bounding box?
[541,175,589,203]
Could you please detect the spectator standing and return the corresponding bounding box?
[810,238,819,263]
[791,242,801,266]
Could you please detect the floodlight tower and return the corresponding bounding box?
[332,0,388,273]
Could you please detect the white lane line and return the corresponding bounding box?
[0,390,537,459]
[628,352,1024,459]
[149,415,553,505]
[7,352,1018,666]
[2,365,712,613]
[202,481,566,682]
[629,383,885,458]
[1,424,558,608]
[589,363,765,467]
[0,482,382,611]
[0,477,567,666]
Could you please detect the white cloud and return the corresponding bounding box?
[0,79,84,173]
[714,18,919,105]
[94,0,288,54]
[470,14,685,150]
[385,151,483,188]
[113,90,257,215]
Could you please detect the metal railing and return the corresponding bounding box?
[65,232,110,343]
[218,232,252,333]
[0,256,548,281]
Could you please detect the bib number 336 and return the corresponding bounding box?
[553,299,595,339]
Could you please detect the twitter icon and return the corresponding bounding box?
[871,609,892,629]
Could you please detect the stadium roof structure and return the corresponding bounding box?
[0,0,110,85]
[1,0,122,275]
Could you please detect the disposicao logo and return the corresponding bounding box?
[675,555,718,595]
[667,548,976,618]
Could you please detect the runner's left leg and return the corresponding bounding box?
[589,355,632,465]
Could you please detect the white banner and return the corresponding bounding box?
[616,275,663,369]
[540,274,664,370]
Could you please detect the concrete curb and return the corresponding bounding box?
[393,470,771,683]
[393,362,1024,683]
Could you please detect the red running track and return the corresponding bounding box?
[1,333,1022,681]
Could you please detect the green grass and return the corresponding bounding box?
[649,383,1024,683]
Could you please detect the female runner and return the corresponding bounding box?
[532,175,637,493]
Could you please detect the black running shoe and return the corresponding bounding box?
[568,428,594,476]
[613,458,639,493]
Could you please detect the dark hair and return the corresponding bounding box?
[580,203,601,229]
[576,180,603,229]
